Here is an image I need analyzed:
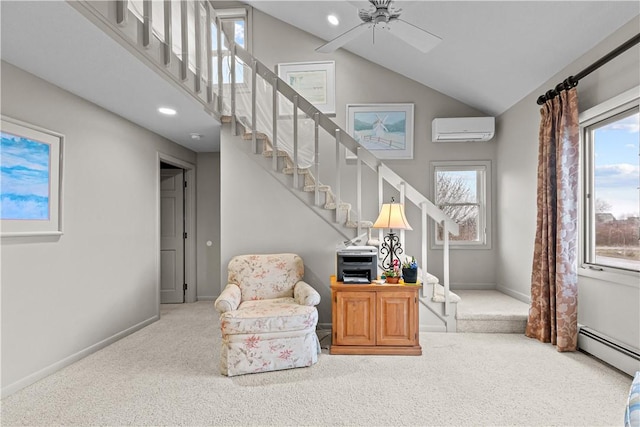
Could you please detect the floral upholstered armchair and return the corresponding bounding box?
[214,253,321,376]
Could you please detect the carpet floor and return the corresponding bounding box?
[455,290,529,333]
[1,301,633,426]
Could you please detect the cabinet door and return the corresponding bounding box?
[376,291,417,346]
[335,291,376,346]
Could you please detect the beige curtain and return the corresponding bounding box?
[525,88,580,352]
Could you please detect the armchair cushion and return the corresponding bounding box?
[228,254,304,301]
[294,281,321,306]
[215,284,241,313]
[220,297,318,335]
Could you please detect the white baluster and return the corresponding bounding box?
[251,59,257,153]
[142,0,151,47]
[194,0,201,93]
[314,113,320,206]
[293,95,299,188]
[272,77,278,171]
[163,0,172,67]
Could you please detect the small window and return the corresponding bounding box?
[431,161,491,249]
[212,9,247,85]
[581,90,640,274]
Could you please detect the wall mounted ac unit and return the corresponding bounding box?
[432,117,495,142]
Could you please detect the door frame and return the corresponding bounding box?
[156,152,197,306]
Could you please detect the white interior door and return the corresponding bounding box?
[160,168,185,304]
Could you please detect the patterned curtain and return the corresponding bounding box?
[525,88,580,352]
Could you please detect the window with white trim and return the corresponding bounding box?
[431,160,491,249]
[581,88,639,273]
[212,8,247,85]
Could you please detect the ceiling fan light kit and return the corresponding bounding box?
[316,0,441,54]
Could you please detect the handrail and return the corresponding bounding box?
[80,0,459,322]
[231,44,459,235]
[226,34,458,316]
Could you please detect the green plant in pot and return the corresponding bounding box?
[402,256,418,283]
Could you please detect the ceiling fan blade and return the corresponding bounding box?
[316,22,370,53]
[390,19,442,54]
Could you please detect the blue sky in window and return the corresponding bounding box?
[594,112,640,218]
[235,21,245,46]
[211,20,245,49]
[0,132,51,220]
[211,20,245,83]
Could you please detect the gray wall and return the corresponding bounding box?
[220,125,345,322]
[196,152,221,300]
[220,9,498,324]
[0,62,197,395]
[252,9,496,287]
[496,17,640,350]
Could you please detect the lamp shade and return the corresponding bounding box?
[372,203,412,230]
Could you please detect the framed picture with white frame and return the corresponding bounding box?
[277,60,336,115]
[346,103,414,160]
[1,116,64,237]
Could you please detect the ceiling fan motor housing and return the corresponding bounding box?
[317,0,439,53]
[362,0,401,26]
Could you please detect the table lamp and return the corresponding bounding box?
[372,197,412,271]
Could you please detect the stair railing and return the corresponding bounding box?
[77,0,459,317]
[218,18,459,316]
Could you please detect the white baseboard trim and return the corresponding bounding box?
[496,285,530,304]
[578,326,640,377]
[1,314,159,398]
[450,282,495,291]
[196,296,217,301]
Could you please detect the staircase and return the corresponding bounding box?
[233,120,373,236]
[70,0,463,332]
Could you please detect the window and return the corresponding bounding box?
[431,161,491,249]
[212,9,247,85]
[581,87,640,274]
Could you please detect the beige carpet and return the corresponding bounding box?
[1,301,632,426]
[455,290,530,333]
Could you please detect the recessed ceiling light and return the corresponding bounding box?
[190,133,203,140]
[158,107,177,116]
[327,14,339,26]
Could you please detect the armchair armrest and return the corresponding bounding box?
[215,284,241,313]
[294,281,320,306]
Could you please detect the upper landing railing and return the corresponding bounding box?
[71,0,460,318]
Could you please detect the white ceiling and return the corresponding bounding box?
[1,1,638,153]
[0,1,220,152]
[247,1,639,116]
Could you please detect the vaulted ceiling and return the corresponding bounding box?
[1,1,638,152]
[247,1,639,116]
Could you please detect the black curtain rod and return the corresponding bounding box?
[536,33,640,105]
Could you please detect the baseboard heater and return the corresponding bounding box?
[578,325,640,376]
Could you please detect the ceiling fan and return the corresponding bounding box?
[316,0,441,54]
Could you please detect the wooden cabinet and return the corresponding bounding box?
[330,277,421,355]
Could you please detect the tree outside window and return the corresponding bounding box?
[431,161,491,248]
